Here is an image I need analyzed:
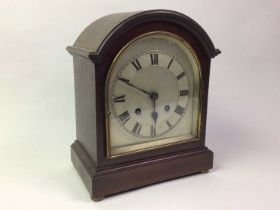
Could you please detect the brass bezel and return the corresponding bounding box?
[105,31,202,158]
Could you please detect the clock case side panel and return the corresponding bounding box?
[95,23,215,168]
[71,56,98,164]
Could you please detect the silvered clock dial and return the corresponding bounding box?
[106,32,201,157]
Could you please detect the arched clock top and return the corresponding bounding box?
[67,10,220,60]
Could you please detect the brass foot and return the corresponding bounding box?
[201,170,209,173]
[91,196,104,202]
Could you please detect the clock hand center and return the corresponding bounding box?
[150,92,158,101]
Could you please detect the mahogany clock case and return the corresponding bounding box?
[67,10,220,200]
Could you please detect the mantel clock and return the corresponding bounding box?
[67,9,220,201]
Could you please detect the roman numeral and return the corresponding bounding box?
[176,72,185,80]
[166,120,172,129]
[132,122,142,136]
[150,53,158,65]
[175,105,185,115]
[151,125,156,137]
[114,95,125,103]
[132,59,142,71]
[118,111,130,124]
[167,57,174,69]
[179,90,189,96]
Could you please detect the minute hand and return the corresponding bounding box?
[119,78,151,96]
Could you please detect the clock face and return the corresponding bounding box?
[106,32,201,157]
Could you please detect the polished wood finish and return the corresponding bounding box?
[67,10,220,200]
[71,140,213,200]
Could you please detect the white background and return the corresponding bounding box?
[1,0,280,209]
